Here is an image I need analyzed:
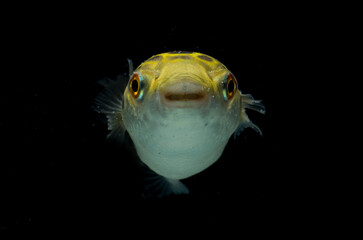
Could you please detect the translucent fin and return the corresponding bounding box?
[93,73,129,142]
[241,93,266,114]
[139,163,189,198]
[127,58,134,77]
[234,91,265,138]
[234,120,263,138]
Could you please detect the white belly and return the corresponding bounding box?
[128,108,234,179]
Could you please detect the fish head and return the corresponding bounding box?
[116,52,267,182]
[121,52,247,179]
[124,52,241,113]
[95,51,264,182]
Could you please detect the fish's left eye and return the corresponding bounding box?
[223,73,238,101]
[129,73,144,100]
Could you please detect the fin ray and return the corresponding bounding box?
[234,92,265,138]
[241,93,266,114]
[93,74,128,142]
[139,162,189,198]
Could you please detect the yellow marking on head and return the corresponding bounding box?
[132,52,231,100]
[136,52,228,73]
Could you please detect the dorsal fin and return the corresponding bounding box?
[127,58,133,77]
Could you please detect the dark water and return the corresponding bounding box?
[1,11,325,236]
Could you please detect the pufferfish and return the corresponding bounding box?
[95,51,265,198]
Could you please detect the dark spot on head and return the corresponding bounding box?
[197,54,214,62]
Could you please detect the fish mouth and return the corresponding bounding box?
[160,82,210,108]
[164,93,205,101]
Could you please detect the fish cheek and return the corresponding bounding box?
[121,93,139,132]
[227,94,243,133]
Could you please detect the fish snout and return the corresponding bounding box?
[160,82,210,108]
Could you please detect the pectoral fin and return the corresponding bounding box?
[234,92,265,138]
[93,74,128,142]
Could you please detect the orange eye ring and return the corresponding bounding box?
[224,73,237,100]
[129,73,141,99]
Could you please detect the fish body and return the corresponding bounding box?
[95,52,265,196]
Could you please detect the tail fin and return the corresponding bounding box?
[139,163,189,198]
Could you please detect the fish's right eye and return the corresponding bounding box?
[223,72,238,101]
[129,73,144,100]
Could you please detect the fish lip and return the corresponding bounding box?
[164,92,206,101]
[160,81,210,108]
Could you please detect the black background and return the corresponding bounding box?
[1,8,329,236]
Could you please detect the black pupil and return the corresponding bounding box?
[227,79,235,93]
[131,79,139,92]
